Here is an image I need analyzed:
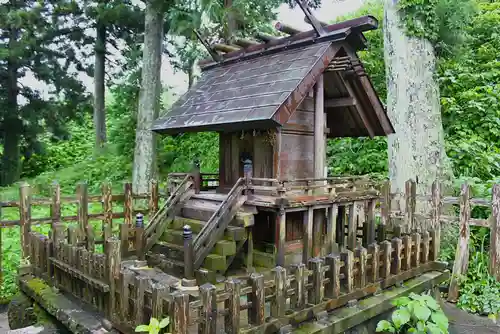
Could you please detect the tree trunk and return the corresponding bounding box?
[1,25,21,186]
[384,0,453,219]
[224,0,236,42]
[93,21,107,151]
[132,1,163,194]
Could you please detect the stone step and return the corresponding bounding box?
[151,241,185,261]
[172,216,206,233]
[253,250,301,268]
[160,229,242,248]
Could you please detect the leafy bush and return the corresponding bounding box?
[376,293,449,333]
[135,317,170,334]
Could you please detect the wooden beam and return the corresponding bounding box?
[275,22,303,35]
[341,77,375,138]
[314,75,325,179]
[325,97,356,108]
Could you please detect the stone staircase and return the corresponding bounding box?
[147,193,255,283]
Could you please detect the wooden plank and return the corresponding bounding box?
[87,225,95,252]
[134,275,148,326]
[380,181,390,228]
[149,180,159,217]
[199,283,217,334]
[77,183,89,244]
[365,200,376,245]
[355,246,367,288]
[430,181,442,231]
[327,204,338,253]
[51,182,61,227]
[405,180,416,232]
[325,253,341,298]
[491,184,500,280]
[120,224,129,258]
[412,232,421,268]
[249,273,265,325]
[124,183,133,227]
[225,278,241,333]
[120,270,134,322]
[19,183,31,258]
[291,263,306,309]
[102,182,113,250]
[151,283,167,319]
[171,292,189,334]
[105,238,120,320]
[302,207,313,263]
[308,258,324,304]
[421,231,430,264]
[341,250,354,293]
[448,183,470,303]
[347,204,356,250]
[391,238,402,275]
[402,235,412,271]
[368,243,379,283]
[430,229,440,261]
[271,266,286,317]
[380,240,391,278]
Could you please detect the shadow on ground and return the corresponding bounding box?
[443,302,500,334]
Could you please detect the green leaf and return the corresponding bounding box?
[135,325,150,332]
[431,311,449,331]
[413,303,431,321]
[149,318,160,329]
[159,317,170,328]
[392,308,411,329]
[393,296,411,307]
[426,322,444,334]
[376,320,395,333]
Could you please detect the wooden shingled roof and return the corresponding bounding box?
[152,15,394,138]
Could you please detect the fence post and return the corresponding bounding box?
[19,183,31,259]
[171,292,189,334]
[412,232,421,268]
[341,250,354,293]
[50,181,61,229]
[391,237,402,275]
[448,183,471,303]
[381,180,391,229]
[135,213,144,260]
[183,225,195,284]
[249,273,265,325]
[119,269,134,322]
[355,246,367,288]
[134,275,148,327]
[325,253,340,298]
[77,182,89,246]
[151,283,167,319]
[327,204,338,253]
[490,184,500,280]
[105,238,120,320]
[402,235,412,271]
[405,179,416,232]
[430,181,442,232]
[224,278,241,333]
[421,231,430,264]
[291,263,306,309]
[381,240,392,278]
[102,182,113,252]
[368,243,379,283]
[308,258,324,304]
[199,283,217,334]
[149,180,159,217]
[271,266,287,318]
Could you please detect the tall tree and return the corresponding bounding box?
[383,0,474,215]
[0,0,90,186]
[132,0,165,193]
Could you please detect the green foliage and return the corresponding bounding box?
[135,317,170,334]
[398,0,476,55]
[376,293,449,333]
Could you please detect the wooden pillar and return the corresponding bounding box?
[276,209,286,267]
[314,74,325,180]
[303,207,313,263]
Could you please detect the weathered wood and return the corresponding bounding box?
[308,258,324,304]
[50,182,61,227]
[199,283,216,334]
[325,253,341,298]
[291,263,306,309]
[249,273,265,325]
[365,200,376,245]
[377,223,386,244]
[171,292,189,334]
[380,240,392,278]
[381,180,391,227]
[491,184,500,280]
[327,204,338,253]
[247,228,253,271]
[355,246,367,288]
[368,243,379,283]
[430,229,440,261]
[105,238,120,320]
[271,266,287,317]
[149,180,159,217]
[120,270,134,322]
[86,225,95,252]
[347,204,356,250]
[405,179,416,232]
[77,183,89,244]
[277,209,286,266]
[134,275,148,326]
[391,238,402,275]
[102,182,113,250]
[402,235,412,271]
[341,250,354,293]
[119,224,129,258]
[151,283,167,319]
[225,278,241,333]
[303,207,313,263]
[19,183,31,258]
[123,183,133,227]
[135,214,144,260]
[421,231,430,263]
[412,232,421,268]
[448,183,470,303]
[430,181,442,231]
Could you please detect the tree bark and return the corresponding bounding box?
[1,24,21,186]
[384,0,453,217]
[132,1,164,194]
[224,0,236,42]
[94,21,107,151]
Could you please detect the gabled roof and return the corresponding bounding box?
[152,16,394,137]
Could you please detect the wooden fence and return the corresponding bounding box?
[108,229,441,333]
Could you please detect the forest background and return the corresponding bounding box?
[0,0,499,319]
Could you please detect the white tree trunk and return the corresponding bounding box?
[132,2,163,194]
[384,0,453,217]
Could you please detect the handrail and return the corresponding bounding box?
[143,174,193,251]
[193,178,246,268]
